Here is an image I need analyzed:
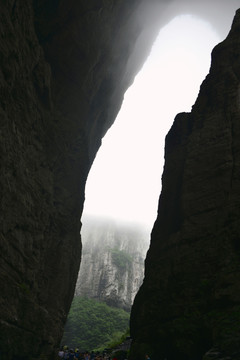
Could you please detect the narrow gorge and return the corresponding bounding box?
[0,1,240,360]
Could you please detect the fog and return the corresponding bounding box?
[83,1,239,230]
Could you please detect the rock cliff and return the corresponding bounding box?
[0,1,150,359]
[74,216,149,311]
[130,9,240,360]
[0,1,240,359]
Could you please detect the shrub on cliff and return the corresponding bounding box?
[110,248,133,272]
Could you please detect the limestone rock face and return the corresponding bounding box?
[130,10,240,360]
[74,216,149,311]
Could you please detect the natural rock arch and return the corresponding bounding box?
[0,1,239,359]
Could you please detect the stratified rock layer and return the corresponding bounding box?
[130,9,240,360]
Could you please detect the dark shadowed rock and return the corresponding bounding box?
[0,1,160,358]
[0,1,149,358]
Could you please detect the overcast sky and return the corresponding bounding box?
[83,13,227,229]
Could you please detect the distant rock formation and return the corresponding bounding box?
[130,9,240,360]
[75,216,149,311]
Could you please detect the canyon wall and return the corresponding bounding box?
[130,9,240,360]
[0,1,150,359]
[74,216,149,311]
[0,1,240,359]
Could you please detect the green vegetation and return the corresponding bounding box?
[110,248,133,272]
[107,328,130,349]
[61,297,130,351]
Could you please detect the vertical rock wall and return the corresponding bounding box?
[75,216,149,311]
[0,1,151,358]
[130,9,240,360]
[0,1,86,358]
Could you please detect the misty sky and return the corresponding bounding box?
[82,12,233,229]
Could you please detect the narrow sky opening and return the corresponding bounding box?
[83,14,220,229]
